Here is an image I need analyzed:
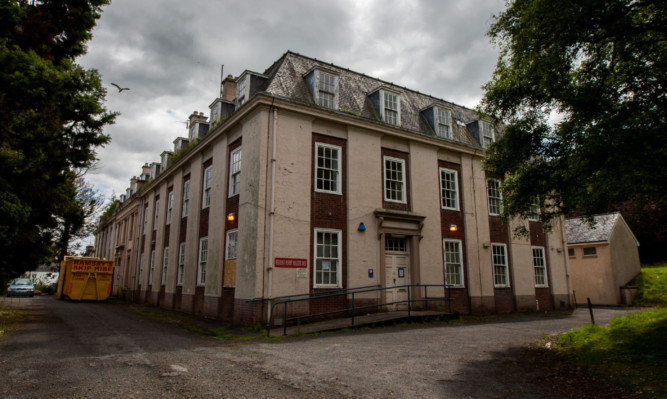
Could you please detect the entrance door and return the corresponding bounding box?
[385,237,410,310]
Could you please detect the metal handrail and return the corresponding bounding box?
[246,284,381,303]
[267,283,453,336]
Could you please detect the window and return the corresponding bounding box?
[202,166,212,208]
[177,242,185,286]
[383,91,400,125]
[182,180,190,218]
[487,178,502,216]
[314,229,341,288]
[236,75,248,105]
[383,156,406,203]
[139,253,145,283]
[568,248,575,257]
[385,237,407,252]
[166,192,173,224]
[439,168,459,210]
[149,250,155,284]
[436,107,452,139]
[532,247,548,287]
[229,147,242,197]
[492,244,509,287]
[153,199,159,230]
[583,247,597,257]
[315,143,341,194]
[317,72,337,109]
[443,239,464,287]
[142,205,148,234]
[226,229,238,260]
[161,247,168,285]
[528,203,540,221]
[480,121,495,148]
[197,237,208,286]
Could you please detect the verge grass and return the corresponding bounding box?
[633,264,667,307]
[553,265,667,398]
[0,300,28,338]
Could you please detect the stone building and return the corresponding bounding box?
[95,51,572,326]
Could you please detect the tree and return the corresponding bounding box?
[0,0,115,282]
[480,0,666,253]
[53,173,105,261]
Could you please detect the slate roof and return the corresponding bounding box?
[565,213,621,244]
[257,51,488,149]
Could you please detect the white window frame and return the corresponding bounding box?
[149,250,155,284]
[383,156,406,204]
[226,229,238,260]
[532,246,548,287]
[316,71,338,109]
[439,168,459,211]
[436,107,452,139]
[443,239,464,287]
[166,192,173,224]
[313,228,342,288]
[315,143,342,194]
[139,253,145,284]
[236,74,248,106]
[492,243,509,287]
[177,242,185,286]
[487,178,502,216]
[182,180,190,218]
[142,206,148,234]
[153,199,159,230]
[161,247,168,286]
[527,203,541,222]
[202,166,212,209]
[568,248,575,258]
[197,237,208,286]
[381,90,401,125]
[480,120,495,148]
[228,147,242,197]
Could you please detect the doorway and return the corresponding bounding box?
[385,236,409,310]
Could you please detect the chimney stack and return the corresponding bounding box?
[221,74,237,102]
[188,111,208,126]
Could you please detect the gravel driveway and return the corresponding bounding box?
[0,296,633,398]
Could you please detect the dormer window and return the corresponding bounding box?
[369,88,401,126]
[436,107,452,139]
[480,121,495,148]
[383,91,400,125]
[304,68,339,110]
[236,74,248,106]
[317,72,337,109]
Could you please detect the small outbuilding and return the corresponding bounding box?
[565,213,640,305]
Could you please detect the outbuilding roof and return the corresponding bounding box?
[565,212,637,245]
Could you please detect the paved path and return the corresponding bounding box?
[0,296,634,398]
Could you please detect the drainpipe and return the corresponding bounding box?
[558,217,573,306]
[266,107,278,322]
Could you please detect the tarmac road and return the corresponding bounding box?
[0,296,634,398]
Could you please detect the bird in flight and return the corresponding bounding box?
[111,83,130,92]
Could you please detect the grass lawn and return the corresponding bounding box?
[553,264,667,398]
[632,264,667,307]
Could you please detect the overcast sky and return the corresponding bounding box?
[78,0,506,242]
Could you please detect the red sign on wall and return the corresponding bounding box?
[274,258,307,268]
